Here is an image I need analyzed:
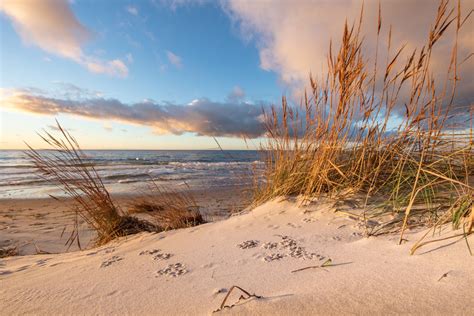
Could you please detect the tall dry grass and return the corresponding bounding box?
[254,0,473,252]
[129,180,205,230]
[26,122,203,247]
[26,122,128,246]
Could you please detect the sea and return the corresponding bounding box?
[0,150,262,199]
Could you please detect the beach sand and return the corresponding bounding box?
[0,186,249,256]
[1,196,472,315]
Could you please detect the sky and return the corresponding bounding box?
[0,0,472,150]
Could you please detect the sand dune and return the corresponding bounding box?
[1,198,473,315]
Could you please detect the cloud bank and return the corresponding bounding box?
[1,89,266,138]
[0,0,128,77]
[224,0,473,104]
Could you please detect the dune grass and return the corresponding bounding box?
[0,246,18,258]
[129,180,205,230]
[23,1,471,253]
[253,0,472,251]
[26,121,203,247]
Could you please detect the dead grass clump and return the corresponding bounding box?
[254,0,473,250]
[114,215,160,236]
[0,246,18,258]
[26,122,159,247]
[130,182,205,230]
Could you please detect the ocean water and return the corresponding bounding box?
[0,150,262,199]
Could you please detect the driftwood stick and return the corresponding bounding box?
[213,285,263,313]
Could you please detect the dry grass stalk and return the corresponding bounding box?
[291,258,335,273]
[0,246,18,258]
[213,285,263,313]
[254,0,473,252]
[129,180,205,230]
[26,121,158,247]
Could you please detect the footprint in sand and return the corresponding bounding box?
[153,253,173,261]
[100,256,123,268]
[288,246,323,260]
[103,247,116,254]
[278,235,325,260]
[156,263,188,277]
[240,235,327,262]
[139,249,173,260]
[237,240,259,249]
[263,253,285,262]
[139,249,161,256]
[287,222,301,228]
[302,217,317,223]
[262,242,278,250]
[279,235,298,249]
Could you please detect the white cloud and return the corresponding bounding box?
[224,0,474,102]
[155,0,472,105]
[84,58,129,78]
[126,53,134,64]
[166,50,183,68]
[126,5,139,16]
[153,0,211,11]
[1,87,267,137]
[227,86,245,102]
[0,0,129,78]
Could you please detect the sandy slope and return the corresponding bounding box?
[1,198,473,315]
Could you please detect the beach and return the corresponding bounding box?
[0,186,249,256]
[1,0,473,314]
[1,197,473,314]
[0,150,257,255]
[1,152,472,315]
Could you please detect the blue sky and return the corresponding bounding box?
[0,0,281,149]
[0,0,472,149]
[1,1,280,104]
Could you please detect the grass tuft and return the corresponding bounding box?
[254,0,473,252]
[129,180,205,230]
[25,121,187,247]
[0,246,18,258]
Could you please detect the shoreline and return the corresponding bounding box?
[0,186,250,256]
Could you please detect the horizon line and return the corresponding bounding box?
[0,148,259,151]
